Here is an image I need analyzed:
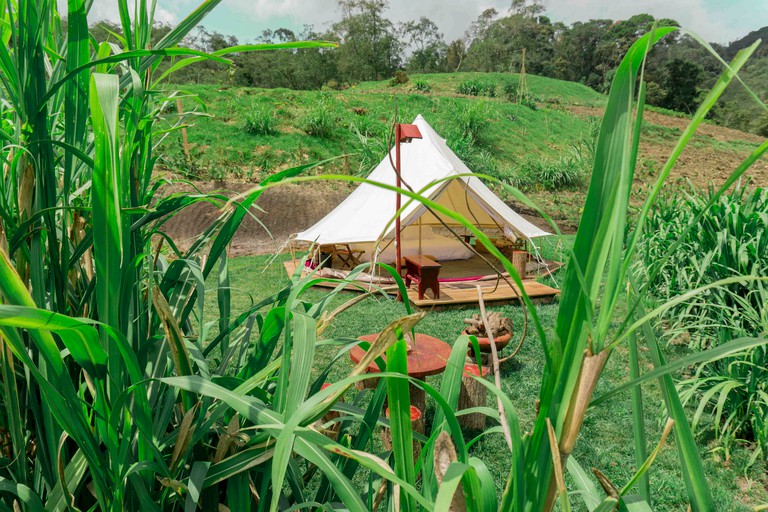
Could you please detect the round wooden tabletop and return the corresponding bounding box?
[349,333,452,379]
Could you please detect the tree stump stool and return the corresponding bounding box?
[313,383,342,440]
[381,405,424,462]
[458,364,489,430]
[354,375,380,391]
[512,250,528,280]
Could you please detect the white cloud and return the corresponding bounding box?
[59,0,178,25]
[542,0,750,43]
[212,0,764,44]
[58,0,767,45]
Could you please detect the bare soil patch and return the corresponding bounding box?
[569,106,767,189]
[569,106,764,144]
[160,180,351,257]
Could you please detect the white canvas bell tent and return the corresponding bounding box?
[293,115,549,263]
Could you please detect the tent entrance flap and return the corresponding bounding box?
[397,179,511,236]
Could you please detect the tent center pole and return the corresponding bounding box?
[395,123,403,301]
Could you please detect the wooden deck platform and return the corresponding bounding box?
[283,260,560,307]
[406,278,559,307]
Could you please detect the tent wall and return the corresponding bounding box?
[294,115,549,246]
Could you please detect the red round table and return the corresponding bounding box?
[349,333,452,412]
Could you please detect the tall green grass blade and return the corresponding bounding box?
[184,461,210,512]
[619,495,654,512]
[270,312,318,511]
[217,251,231,355]
[634,289,715,511]
[619,40,761,300]
[89,72,124,410]
[627,327,650,503]
[469,457,498,512]
[434,463,471,510]
[386,330,416,510]
[525,27,676,510]
[422,334,471,496]
[566,457,602,511]
[0,480,44,511]
[0,338,26,492]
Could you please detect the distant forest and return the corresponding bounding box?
[92,0,768,134]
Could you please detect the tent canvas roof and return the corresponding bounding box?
[294,115,550,245]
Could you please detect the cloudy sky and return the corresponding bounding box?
[86,0,766,45]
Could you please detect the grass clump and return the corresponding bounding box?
[508,151,588,190]
[457,79,496,97]
[243,103,277,135]
[390,70,409,86]
[451,101,490,145]
[413,79,431,92]
[299,95,336,137]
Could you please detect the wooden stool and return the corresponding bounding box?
[404,255,441,300]
[512,250,528,280]
[314,383,342,440]
[458,364,489,430]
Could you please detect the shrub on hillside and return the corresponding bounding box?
[519,95,538,110]
[457,79,496,97]
[457,79,480,96]
[448,133,500,178]
[482,82,496,98]
[242,104,277,135]
[390,70,409,86]
[351,129,389,175]
[502,79,518,101]
[349,114,385,138]
[299,97,335,138]
[509,148,588,191]
[525,156,585,189]
[413,80,431,92]
[451,102,489,146]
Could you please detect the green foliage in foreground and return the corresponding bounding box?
[218,251,768,510]
[0,3,767,511]
[637,183,768,463]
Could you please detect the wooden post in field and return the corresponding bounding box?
[517,48,529,104]
[176,99,191,166]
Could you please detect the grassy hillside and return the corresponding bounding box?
[164,72,602,181]
[162,71,765,231]
[353,71,608,105]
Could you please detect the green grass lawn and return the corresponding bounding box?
[204,250,768,511]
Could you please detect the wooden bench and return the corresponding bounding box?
[404,255,441,300]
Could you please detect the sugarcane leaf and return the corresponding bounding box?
[0,479,44,511]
